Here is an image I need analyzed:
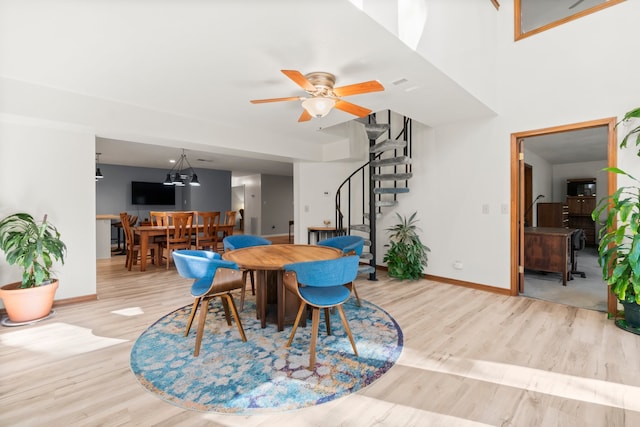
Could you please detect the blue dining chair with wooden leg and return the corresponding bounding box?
[172,250,247,357]
[317,235,364,306]
[223,234,272,311]
[283,255,360,370]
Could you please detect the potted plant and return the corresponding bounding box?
[0,212,67,323]
[592,107,640,331]
[383,212,430,280]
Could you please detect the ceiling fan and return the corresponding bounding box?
[250,70,384,122]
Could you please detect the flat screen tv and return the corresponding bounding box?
[131,181,175,205]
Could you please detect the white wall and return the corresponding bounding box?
[523,149,553,226]
[0,116,97,303]
[389,0,640,289]
[553,161,608,202]
[302,0,639,291]
[294,160,363,243]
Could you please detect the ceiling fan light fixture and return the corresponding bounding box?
[302,97,335,118]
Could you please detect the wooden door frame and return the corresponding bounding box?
[510,117,618,314]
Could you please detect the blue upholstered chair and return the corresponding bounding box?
[317,235,364,306]
[223,234,272,251]
[223,234,272,310]
[173,250,247,357]
[283,255,360,369]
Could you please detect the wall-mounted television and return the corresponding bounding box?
[131,181,175,205]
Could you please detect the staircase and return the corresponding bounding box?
[335,112,413,280]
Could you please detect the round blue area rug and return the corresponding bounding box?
[130,298,402,414]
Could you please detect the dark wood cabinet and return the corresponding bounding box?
[566,196,597,245]
[537,203,569,228]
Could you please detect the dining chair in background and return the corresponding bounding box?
[159,211,194,269]
[317,235,365,306]
[173,250,247,356]
[220,210,236,239]
[222,234,272,310]
[193,211,221,252]
[283,255,360,369]
[223,210,236,228]
[149,210,170,246]
[120,212,158,271]
[149,211,170,226]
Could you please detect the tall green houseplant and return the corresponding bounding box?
[592,107,640,328]
[384,212,430,280]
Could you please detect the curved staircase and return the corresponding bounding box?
[335,112,413,280]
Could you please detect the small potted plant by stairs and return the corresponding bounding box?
[0,212,67,325]
[592,107,640,332]
[383,212,430,280]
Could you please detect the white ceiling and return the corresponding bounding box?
[524,126,608,165]
[96,137,295,177]
[1,0,497,177]
[1,0,606,175]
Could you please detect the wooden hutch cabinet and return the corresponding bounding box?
[566,178,597,245]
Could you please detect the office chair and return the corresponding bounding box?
[570,229,587,279]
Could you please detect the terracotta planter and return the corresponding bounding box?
[0,280,58,323]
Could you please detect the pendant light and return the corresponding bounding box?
[95,152,104,181]
[162,149,201,186]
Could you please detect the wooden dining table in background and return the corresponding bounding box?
[132,223,234,271]
[222,244,343,331]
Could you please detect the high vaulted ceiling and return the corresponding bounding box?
[1,1,607,175]
[0,0,496,176]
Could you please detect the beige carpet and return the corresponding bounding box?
[522,246,607,312]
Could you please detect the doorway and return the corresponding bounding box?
[231,185,245,231]
[510,117,617,314]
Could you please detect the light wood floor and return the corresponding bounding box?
[2,247,640,426]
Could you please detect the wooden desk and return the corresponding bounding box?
[222,244,343,331]
[524,227,576,286]
[307,226,346,244]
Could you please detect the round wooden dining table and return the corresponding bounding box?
[222,244,343,330]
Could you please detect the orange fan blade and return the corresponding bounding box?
[298,109,312,122]
[333,80,384,97]
[250,96,301,104]
[281,70,316,92]
[334,99,372,117]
